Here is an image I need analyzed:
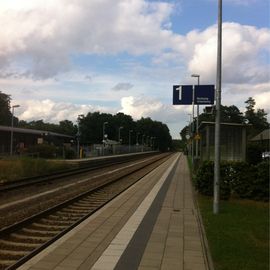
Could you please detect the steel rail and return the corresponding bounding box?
[0,152,157,192]
[0,153,171,270]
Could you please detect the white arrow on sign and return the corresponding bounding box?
[176,86,182,101]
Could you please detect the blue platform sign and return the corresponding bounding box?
[173,85,193,105]
[194,85,215,105]
[173,84,215,105]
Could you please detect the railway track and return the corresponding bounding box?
[0,152,157,192]
[0,153,172,270]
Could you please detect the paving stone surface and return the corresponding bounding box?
[18,153,209,270]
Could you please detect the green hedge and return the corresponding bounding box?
[195,160,269,201]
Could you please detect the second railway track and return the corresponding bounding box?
[0,152,173,270]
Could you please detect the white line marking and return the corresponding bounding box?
[91,153,179,270]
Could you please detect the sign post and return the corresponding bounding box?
[173,84,215,166]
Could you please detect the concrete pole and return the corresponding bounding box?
[214,0,222,214]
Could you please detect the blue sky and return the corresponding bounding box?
[0,0,269,139]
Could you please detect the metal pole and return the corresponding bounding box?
[77,129,80,159]
[77,114,84,159]
[10,105,20,156]
[103,122,108,156]
[196,77,200,159]
[192,87,195,164]
[129,130,133,153]
[118,126,123,143]
[10,107,14,156]
[214,0,222,214]
[191,74,200,161]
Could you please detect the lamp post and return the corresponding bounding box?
[150,137,154,150]
[214,0,223,214]
[10,105,20,156]
[76,114,84,159]
[191,74,200,161]
[188,113,193,162]
[142,134,145,152]
[118,126,123,143]
[136,132,140,145]
[103,121,108,156]
[129,130,133,153]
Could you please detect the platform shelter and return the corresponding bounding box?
[198,121,247,162]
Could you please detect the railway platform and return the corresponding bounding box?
[18,153,211,270]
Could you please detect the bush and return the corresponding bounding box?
[64,148,76,159]
[194,161,232,199]
[246,143,263,165]
[195,160,269,201]
[195,161,214,196]
[253,161,269,201]
[28,144,57,158]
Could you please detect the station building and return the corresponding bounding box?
[0,125,74,155]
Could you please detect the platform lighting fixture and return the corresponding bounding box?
[191,74,200,161]
[136,132,140,146]
[129,130,133,153]
[102,122,109,156]
[142,134,145,152]
[77,114,84,159]
[10,105,20,156]
[118,126,123,143]
[214,0,223,214]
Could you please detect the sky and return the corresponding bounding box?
[0,0,269,139]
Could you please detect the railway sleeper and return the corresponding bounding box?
[73,202,96,207]
[32,222,67,230]
[10,233,51,241]
[22,228,59,236]
[67,205,93,211]
[0,259,17,268]
[57,209,89,216]
[0,239,39,249]
[45,215,77,222]
[0,249,29,257]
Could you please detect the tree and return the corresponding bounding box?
[0,91,12,125]
[198,105,244,124]
[136,117,172,151]
[244,97,269,137]
[58,120,77,136]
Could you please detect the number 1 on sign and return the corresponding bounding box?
[176,86,182,101]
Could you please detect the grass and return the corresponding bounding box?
[198,195,269,270]
[0,157,74,183]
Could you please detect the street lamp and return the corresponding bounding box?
[191,74,200,162]
[77,114,84,159]
[188,114,192,158]
[103,122,108,156]
[136,132,140,146]
[129,130,133,153]
[10,105,20,156]
[214,0,223,214]
[103,122,108,141]
[142,134,145,152]
[118,126,123,143]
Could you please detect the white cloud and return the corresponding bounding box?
[0,0,174,79]
[0,0,269,86]
[184,23,270,84]
[1,1,269,138]
[17,99,114,123]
